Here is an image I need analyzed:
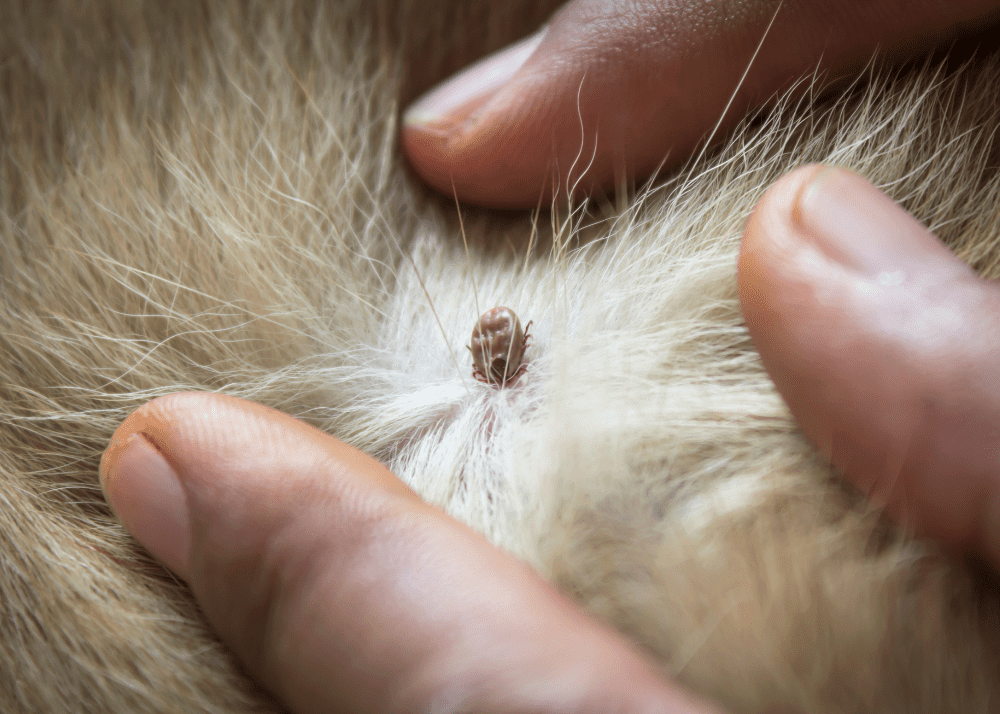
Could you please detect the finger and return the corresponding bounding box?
[740,164,1000,567]
[402,0,998,209]
[99,393,721,714]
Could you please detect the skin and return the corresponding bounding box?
[102,1,1000,712]
[402,0,1000,208]
[741,164,1000,566]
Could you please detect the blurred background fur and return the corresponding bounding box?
[1,0,999,711]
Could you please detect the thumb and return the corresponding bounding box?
[402,0,997,209]
[740,165,1000,566]
[100,392,721,714]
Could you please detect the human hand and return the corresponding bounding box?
[741,164,1000,568]
[99,393,722,714]
[402,0,999,208]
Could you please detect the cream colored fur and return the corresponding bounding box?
[1,1,999,712]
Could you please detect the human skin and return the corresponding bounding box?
[741,164,1000,568]
[101,1,1000,712]
[401,0,1000,208]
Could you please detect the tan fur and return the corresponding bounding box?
[2,1,999,711]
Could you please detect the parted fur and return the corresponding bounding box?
[2,1,999,712]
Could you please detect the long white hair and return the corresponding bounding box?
[1,1,998,711]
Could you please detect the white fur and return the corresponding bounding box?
[1,0,999,711]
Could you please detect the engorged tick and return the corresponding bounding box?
[468,306,532,387]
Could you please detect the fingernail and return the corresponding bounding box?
[100,432,191,578]
[794,166,962,279]
[403,27,546,129]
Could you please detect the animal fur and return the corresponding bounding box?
[1,0,999,711]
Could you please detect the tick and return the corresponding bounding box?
[468,306,532,387]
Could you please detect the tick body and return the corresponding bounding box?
[469,306,532,387]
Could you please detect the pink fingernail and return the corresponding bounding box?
[795,166,967,280]
[403,27,546,127]
[100,432,191,578]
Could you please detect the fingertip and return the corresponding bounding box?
[401,13,651,209]
[401,28,556,208]
[401,88,560,209]
[100,392,425,579]
[403,29,547,129]
[738,164,864,464]
[741,163,827,252]
[739,164,828,327]
[100,430,192,578]
[739,166,1000,566]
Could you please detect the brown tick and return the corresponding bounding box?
[468,306,532,387]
